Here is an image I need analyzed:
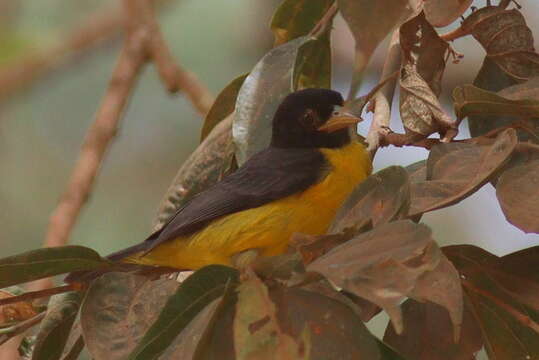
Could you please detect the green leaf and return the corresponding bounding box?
[127,265,238,360]
[233,36,315,164]
[453,84,539,121]
[0,246,110,288]
[80,272,180,360]
[293,33,332,89]
[337,0,420,97]
[200,74,248,142]
[270,0,334,45]
[32,292,81,360]
[329,166,411,234]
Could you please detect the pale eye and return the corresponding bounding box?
[332,105,343,116]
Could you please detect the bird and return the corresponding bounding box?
[99,88,371,271]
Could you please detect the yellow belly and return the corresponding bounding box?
[132,142,371,269]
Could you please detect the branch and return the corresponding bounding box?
[0,312,45,346]
[366,30,401,155]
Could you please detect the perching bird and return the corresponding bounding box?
[107,88,371,270]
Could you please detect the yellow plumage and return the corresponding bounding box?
[127,141,371,269]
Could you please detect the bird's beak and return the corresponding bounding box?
[317,112,363,133]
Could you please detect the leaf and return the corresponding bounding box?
[444,245,539,360]
[461,6,539,82]
[234,269,309,360]
[80,272,180,360]
[153,116,233,230]
[0,290,38,326]
[32,292,81,360]
[308,221,462,335]
[399,13,455,137]
[383,298,483,360]
[338,0,420,97]
[200,74,247,142]
[423,0,473,27]
[405,160,426,183]
[0,246,110,288]
[329,166,411,234]
[495,143,539,233]
[233,36,320,165]
[409,129,518,217]
[293,33,331,89]
[453,84,539,121]
[270,0,334,46]
[127,265,238,360]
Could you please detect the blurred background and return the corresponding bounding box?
[1,1,539,275]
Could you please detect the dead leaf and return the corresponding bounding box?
[308,220,462,335]
[409,129,518,217]
[0,290,38,326]
[423,0,473,27]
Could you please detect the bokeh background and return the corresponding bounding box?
[1,1,539,355]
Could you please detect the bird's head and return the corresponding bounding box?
[270,88,362,149]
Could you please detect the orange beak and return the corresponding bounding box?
[317,112,363,133]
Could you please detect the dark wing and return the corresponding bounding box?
[107,147,327,261]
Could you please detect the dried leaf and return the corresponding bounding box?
[233,36,322,165]
[444,245,539,360]
[308,221,462,335]
[384,298,483,360]
[153,116,233,230]
[329,166,411,234]
[271,0,334,46]
[461,6,539,81]
[0,246,111,288]
[496,143,539,233]
[338,0,421,96]
[405,160,426,183]
[423,0,473,27]
[127,265,238,360]
[399,13,455,137]
[200,74,247,142]
[32,292,81,360]
[0,290,38,326]
[409,129,517,217]
[234,269,309,360]
[80,272,179,360]
[453,84,539,121]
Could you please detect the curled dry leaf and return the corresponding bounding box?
[32,292,81,360]
[329,166,411,234]
[409,128,518,217]
[154,116,233,230]
[80,272,180,360]
[423,0,473,27]
[383,298,483,360]
[461,6,539,81]
[338,0,421,97]
[444,245,539,359]
[495,142,539,233]
[0,290,38,326]
[308,220,462,335]
[398,13,456,141]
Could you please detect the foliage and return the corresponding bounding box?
[1,0,539,359]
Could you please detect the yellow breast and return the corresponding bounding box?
[132,141,371,269]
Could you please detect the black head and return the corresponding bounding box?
[270,88,361,149]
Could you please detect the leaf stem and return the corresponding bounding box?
[308,2,338,39]
[0,285,78,307]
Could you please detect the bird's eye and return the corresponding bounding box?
[300,109,317,129]
[332,105,343,116]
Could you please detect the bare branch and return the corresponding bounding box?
[366,30,401,155]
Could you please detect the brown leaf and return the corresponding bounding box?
[80,272,180,360]
[0,290,38,326]
[234,269,308,360]
[495,143,539,233]
[329,166,411,234]
[423,0,473,27]
[444,245,539,359]
[461,6,539,81]
[399,13,456,138]
[383,298,483,360]
[405,160,427,183]
[308,221,462,335]
[409,129,518,217]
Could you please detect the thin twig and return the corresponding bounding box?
[0,312,46,346]
[0,285,78,307]
[463,280,539,334]
[308,2,338,39]
[440,26,471,42]
[366,30,401,156]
